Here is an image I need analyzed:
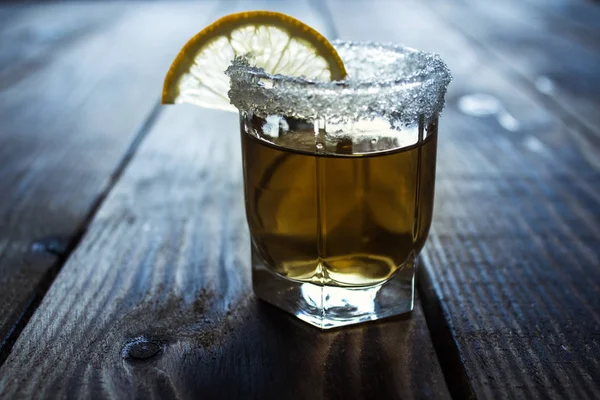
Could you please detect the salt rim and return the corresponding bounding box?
[226,40,452,128]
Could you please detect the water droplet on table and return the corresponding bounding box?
[457,93,502,116]
[458,93,520,132]
[523,136,546,153]
[498,112,520,132]
[535,76,555,95]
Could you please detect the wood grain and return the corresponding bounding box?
[512,0,600,50]
[327,0,600,398]
[0,1,450,399]
[0,2,218,360]
[0,104,450,399]
[427,0,600,169]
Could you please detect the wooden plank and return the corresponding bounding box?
[477,0,600,52]
[0,1,450,399]
[516,0,600,37]
[426,0,600,169]
[0,2,218,361]
[0,106,450,400]
[326,0,600,398]
[0,3,120,89]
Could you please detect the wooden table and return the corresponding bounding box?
[1,1,599,398]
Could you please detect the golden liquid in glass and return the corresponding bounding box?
[242,117,437,287]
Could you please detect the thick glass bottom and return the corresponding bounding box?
[252,250,415,329]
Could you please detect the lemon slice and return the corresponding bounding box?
[162,10,347,111]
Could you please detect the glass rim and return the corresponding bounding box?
[226,40,452,127]
[233,40,448,88]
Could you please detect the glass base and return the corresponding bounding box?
[252,251,415,329]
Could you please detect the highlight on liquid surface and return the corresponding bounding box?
[241,115,437,287]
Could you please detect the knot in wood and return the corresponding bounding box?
[121,337,162,360]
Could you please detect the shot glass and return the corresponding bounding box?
[227,41,451,328]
